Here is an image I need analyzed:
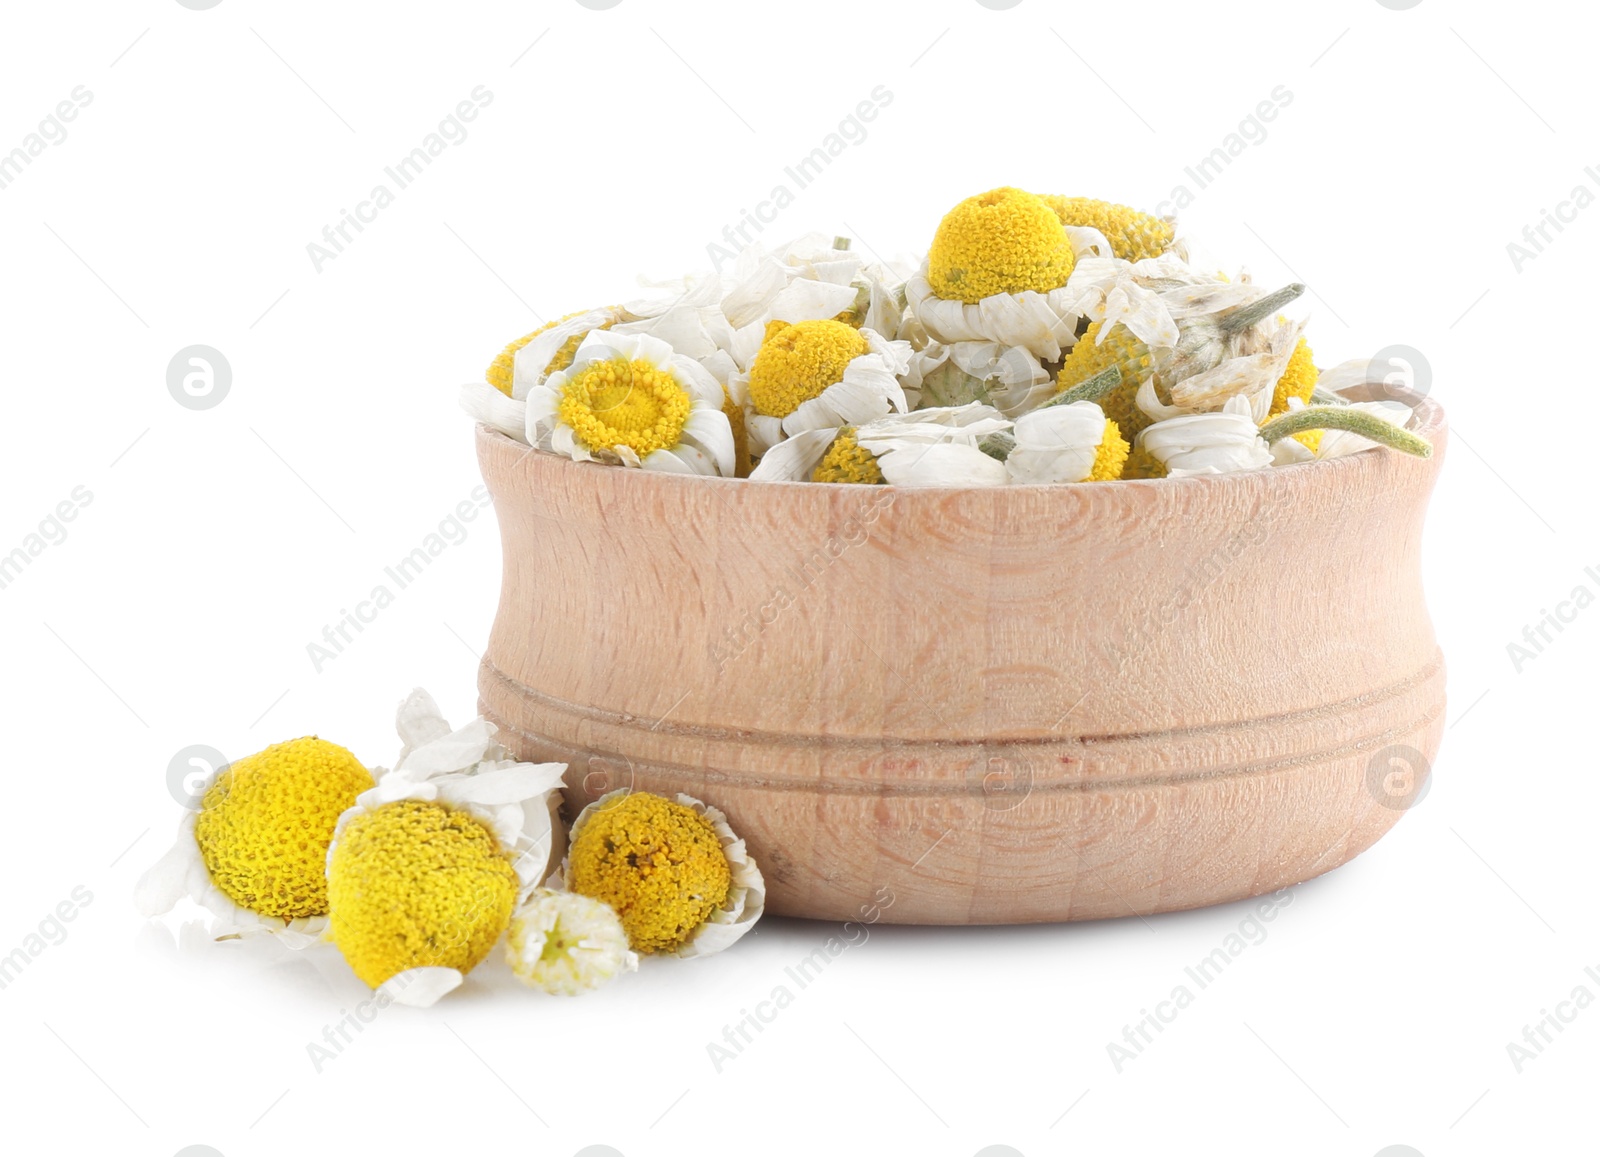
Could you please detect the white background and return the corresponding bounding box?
[1,1,1594,1154]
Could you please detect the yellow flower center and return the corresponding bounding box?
[1270,337,1318,415]
[486,310,615,396]
[557,356,692,458]
[927,186,1075,303]
[747,320,868,418]
[1087,419,1131,481]
[1057,321,1157,439]
[1038,195,1174,263]
[811,428,885,484]
[192,737,373,921]
[568,792,731,955]
[1292,429,1324,454]
[327,799,518,989]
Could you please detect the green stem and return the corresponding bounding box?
[1041,365,1123,409]
[1219,282,1305,332]
[1258,406,1432,457]
[979,431,1015,461]
[833,236,852,251]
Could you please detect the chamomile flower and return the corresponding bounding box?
[735,319,912,455]
[324,689,568,1006]
[506,888,638,996]
[562,790,764,958]
[462,305,627,441]
[524,330,736,475]
[1133,395,1274,477]
[905,187,1087,361]
[750,403,1011,486]
[136,737,374,947]
[1037,195,1177,263]
[1059,264,1305,438]
[484,307,622,397]
[1002,401,1130,484]
[902,340,1054,417]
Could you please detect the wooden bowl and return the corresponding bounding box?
[475,386,1446,924]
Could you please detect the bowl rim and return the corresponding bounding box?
[474,385,1444,497]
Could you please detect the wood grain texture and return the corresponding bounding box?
[475,386,1446,924]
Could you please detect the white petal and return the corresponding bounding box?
[613,304,719,360]
[395,719,496,777]
[768,278,860,323]
[511,307,617,398]
[748,428,838,482]
[381,967,463,1008]
[720,256,790,329]
[459,382,526,442]
[569,328,675,375]
[134,824,198,918]
[436,763,568,807]
[679,404,736,477]
[746,412,787,456]
[640,447,701,474]
[877,442,1007,487]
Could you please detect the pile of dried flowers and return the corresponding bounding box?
[461,186,1430,484]
[138,690,764,1006]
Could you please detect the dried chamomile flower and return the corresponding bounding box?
[485,307,622,397]
[733,319,912,456]
[506,888,638,996]
[136,738,374,947]
[324,689,568,1006]
[523,331,736,475]
[902,340,1054,417]
[563,790,764,958]
[996,401,1130,484]
[1133,395,1274,477]
[463,305,629,441]
[1060,280,1305,438]
[750,403,1011,487]
[905,187,1090,361]
[1037,195,1176,263]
